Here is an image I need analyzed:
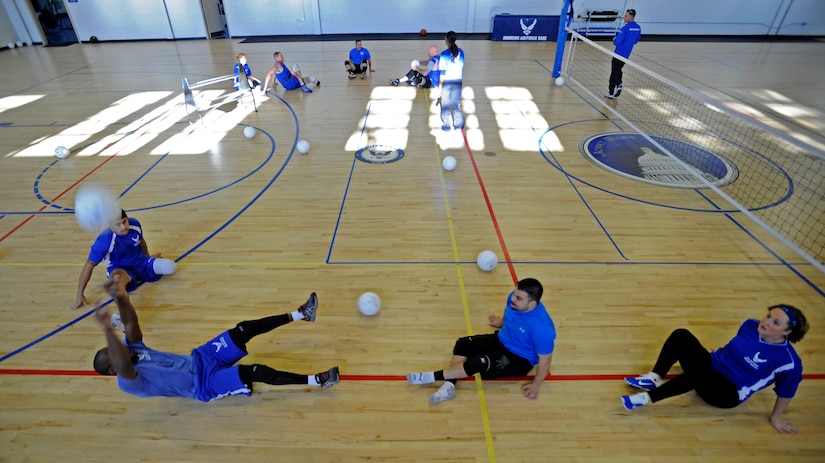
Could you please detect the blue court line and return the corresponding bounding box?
[0,93,301,363]
[696,189,825,298]
[325,101,372,264]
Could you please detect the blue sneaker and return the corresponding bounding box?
[624,374,660,391]
[621,393,650,411]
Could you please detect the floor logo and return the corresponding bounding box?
[580,133,739,188]
[355,145,405,164]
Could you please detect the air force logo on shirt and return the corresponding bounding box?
[212,336,229,353]
[745,352,768,369]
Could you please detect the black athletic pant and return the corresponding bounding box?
[608,57,624,94]
[648,328,740,408]
[228,314,308,388]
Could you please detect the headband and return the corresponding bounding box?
[780,306,797,328]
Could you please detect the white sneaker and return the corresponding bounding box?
[429,382,457,404]
[110,313,126,333]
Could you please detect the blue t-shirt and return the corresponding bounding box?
[117,332,251,402]
[710,319,803,402]
[233,63,252,89]
[88,217,149,276]
[425,55,440,88]
[613,21,641,58]
[349,47,371,65]
[496,292,556,365]
[438,48,465,83]
[117,340,198,399]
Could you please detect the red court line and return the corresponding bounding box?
[3,369,823,381]
[0,157,118,243]
[461,129,518,286]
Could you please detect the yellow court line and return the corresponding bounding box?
[429,90,497,463]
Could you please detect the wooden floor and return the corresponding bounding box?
[1,36,824,462]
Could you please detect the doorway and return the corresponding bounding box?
[31,0,78,46]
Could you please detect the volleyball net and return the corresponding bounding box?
[561,29,825,274]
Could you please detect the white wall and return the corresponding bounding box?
[578,0,825,36]
[64,0,207,41]
[0,0,42,46]
[1,0,823,43]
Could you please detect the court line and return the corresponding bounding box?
[432,115,497,462]
[325,101,371,263]
[0,93,301,363]
[460,129,518,286]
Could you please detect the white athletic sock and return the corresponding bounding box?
[291,311,304,321]
[642,372,664,386]
[308,375,319,386]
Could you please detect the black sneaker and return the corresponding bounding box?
[316,366,340,388]
[298,292,318,322]
[614,84,623,97]
[390,79,400,86]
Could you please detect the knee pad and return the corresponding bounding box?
[453,336,474,357]
[463,355,492,376]
[152,258,177,275]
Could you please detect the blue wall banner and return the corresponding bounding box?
[491,15,559,42]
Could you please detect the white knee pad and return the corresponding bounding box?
[153,258,177,275]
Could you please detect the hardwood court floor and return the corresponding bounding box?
[0,37,823,462]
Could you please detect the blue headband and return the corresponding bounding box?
[780,306,797,328]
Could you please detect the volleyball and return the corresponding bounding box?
[476,250,498,272]
[411,60,420,69]
[297,140,310,154]
[74,184,121,233]
[555,76,565,86]
[243,126,256,138]
[442,155,457,171]
[358,292,381,316]
[55,146,70,159]
[420,28,427,36]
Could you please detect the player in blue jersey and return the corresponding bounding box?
[262,51,315,94]
[436,31,465,131]
[72,210,177,310]
[406,278,556,404]
[622,304,809,433]
[605,9,641,99]
[233,53,261,90]
[345,39,373,79]
[389,45,440,88]
[93,280,339,401]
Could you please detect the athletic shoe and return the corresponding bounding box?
[429,382,457,404]
[360,71,366,79]
[614,84,623,97]
[604,92,615,99]
[390,79,400,86]
[406,372,435,385]
[621,392,650,410]
[301,84,313,93]
[110,313,126,333]
[348,72,356,79]
[316,366,340,388]
[299,292,318,322]
[624,373,662,391]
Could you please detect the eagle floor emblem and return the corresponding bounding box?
[355,144,405,164]
[580,132,739,188]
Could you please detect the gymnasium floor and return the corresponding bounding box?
[0,36,823,462]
